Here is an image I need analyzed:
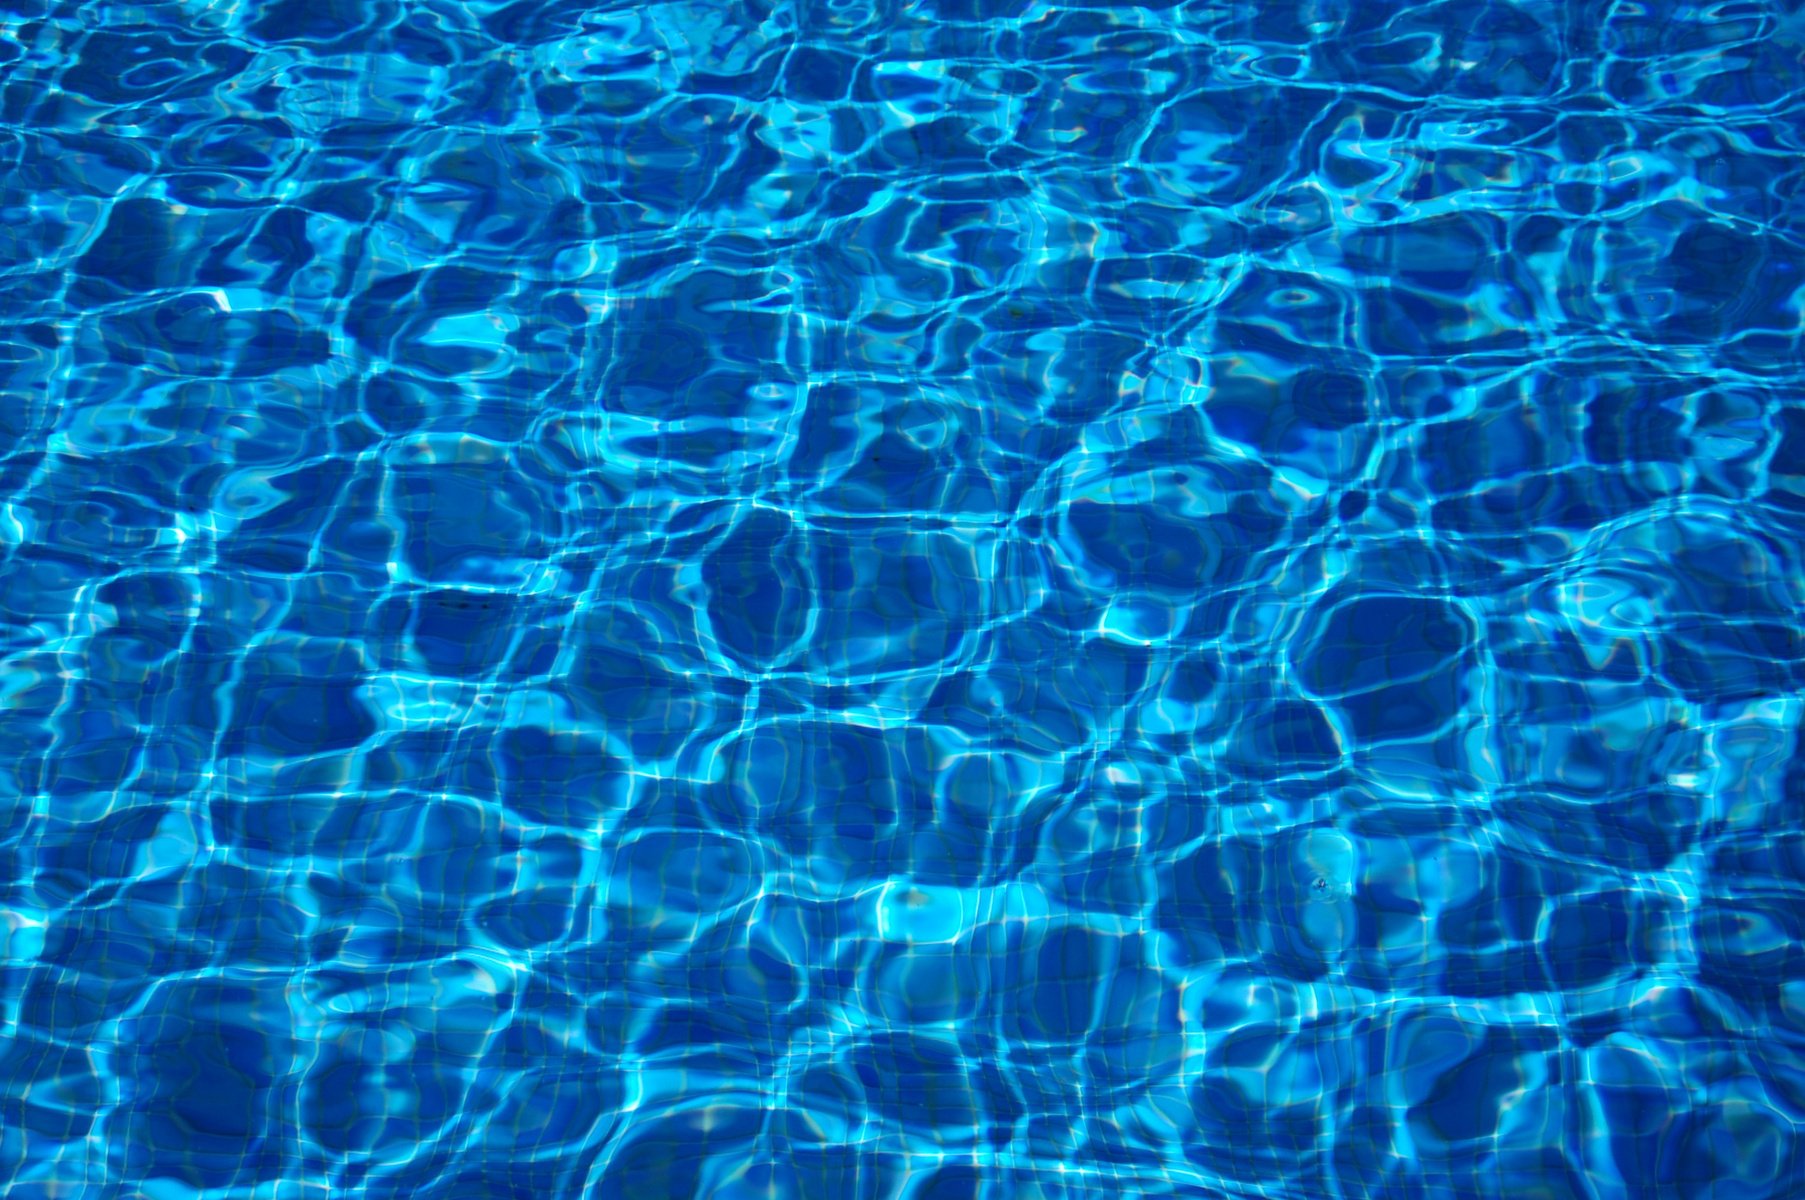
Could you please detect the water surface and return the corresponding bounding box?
[3,2,1805,1198]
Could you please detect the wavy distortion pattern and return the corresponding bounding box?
[4,1,1805,1197]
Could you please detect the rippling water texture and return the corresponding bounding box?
[4,2,1805,1197]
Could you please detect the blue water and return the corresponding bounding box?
[3,2,1805,1197]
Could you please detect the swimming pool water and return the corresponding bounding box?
[4,1,1805,1197]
